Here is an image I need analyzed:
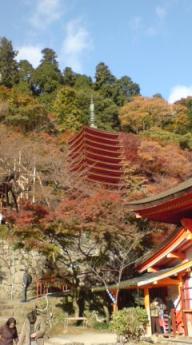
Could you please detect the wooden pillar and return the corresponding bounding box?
[112,303,118,313]
[110,289,118,313]
[179,273,188,336]
[144,287,151,336]
[171,308,177,336]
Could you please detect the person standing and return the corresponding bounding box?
[0,318,18,345]
[150,298,161,335]
[158,298,166,334]
[21,269,32,303]
[18,309,46,345]
[165,296,174,333]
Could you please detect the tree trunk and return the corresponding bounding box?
[73,297,80,318]
[103,305,110,322]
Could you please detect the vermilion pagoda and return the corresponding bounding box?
[68,126,125,186]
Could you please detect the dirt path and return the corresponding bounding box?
[45,331,117,344]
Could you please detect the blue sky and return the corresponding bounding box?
[1,0,192,102]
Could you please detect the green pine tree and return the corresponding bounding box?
[0,37,19,87]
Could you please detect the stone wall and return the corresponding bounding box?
[0,240,45,299]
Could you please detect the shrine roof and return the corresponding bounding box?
[127,178,192,224]
[128,178,192,208]
[135,227,179,268]
[92,259,192,292]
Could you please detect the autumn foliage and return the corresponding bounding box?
[1,37,192,313]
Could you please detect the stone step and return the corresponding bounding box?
[45,342,84,345]
[44,340,117,345]
[0,305,37,317]
[160,339,192,345]
[0,305,14,311]
[0,310,29,317]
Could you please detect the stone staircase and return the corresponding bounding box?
[0,299,38,332]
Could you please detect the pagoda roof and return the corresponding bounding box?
[68,126,125,187]
[127,178,192,224]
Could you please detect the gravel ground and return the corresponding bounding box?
[45,331,117,345]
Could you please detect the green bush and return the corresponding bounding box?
[110,307,148,341]
[93,322,109,330]
[84,310,108,330]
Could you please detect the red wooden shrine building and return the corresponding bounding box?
[93,178,192,336]
[128,179,192,336]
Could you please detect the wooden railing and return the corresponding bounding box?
[36,276,69,297]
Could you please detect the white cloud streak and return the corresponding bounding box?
[129,16,143,33]
[129,5,167,38]
[17,46,42,67]
[61,19,93,72]
[145,26,157,36]
[168,85,192,104]
[30,0,62,29]
[155,6,167,19]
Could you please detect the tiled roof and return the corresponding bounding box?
[92,259,192,292]
[127,178,192,210]
[68,127,125,187]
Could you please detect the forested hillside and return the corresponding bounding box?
[0,37,191,307]
[1,36,192,196]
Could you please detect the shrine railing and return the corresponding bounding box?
[36,276,70,297]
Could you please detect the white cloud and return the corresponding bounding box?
[129,6,167,39]
[129,16,143,33]
[155,6,167,19]
[30,0,62,29]
[145,26,157,36]
[17,46,42,67]
[168,85,192,104]
[61,19,93,72]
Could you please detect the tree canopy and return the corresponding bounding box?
[0,37,19,87]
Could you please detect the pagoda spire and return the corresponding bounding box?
[89,96,97,128]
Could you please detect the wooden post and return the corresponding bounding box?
[112,303,118,313]
[179,274,188,335]
[181,286,188,336]
[171,308,177,336]
[182,310,188,336]
[144,287,151,336]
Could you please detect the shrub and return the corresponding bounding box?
[84,310,108,329]
[93,322,109,330]
[110,307,148,342]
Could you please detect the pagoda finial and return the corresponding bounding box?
[90,95,97,128]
